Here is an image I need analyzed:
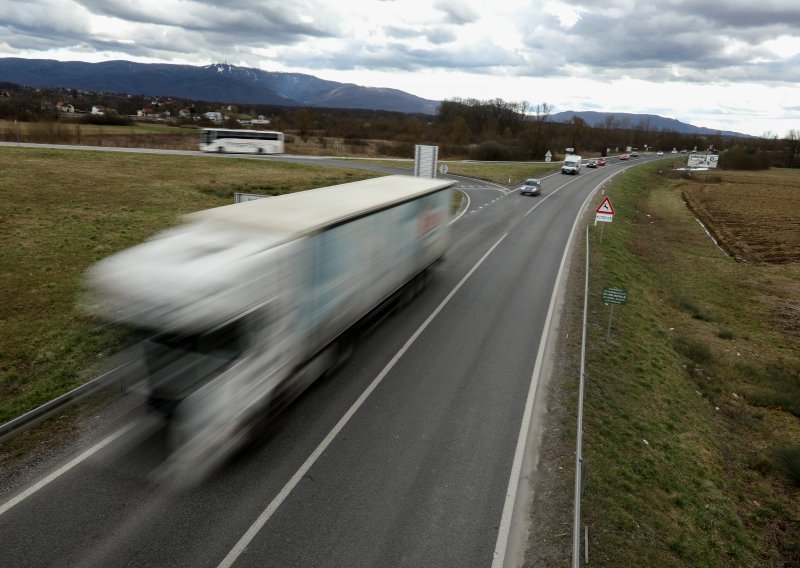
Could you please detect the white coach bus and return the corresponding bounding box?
[200,128,285,154]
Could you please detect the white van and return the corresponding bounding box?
[561,154,582,175]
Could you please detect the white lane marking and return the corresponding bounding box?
[217,233,510,568]
[491,171,622,567]
[0,421,137,517]
[451,190,471,225]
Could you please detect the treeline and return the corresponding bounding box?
[1,82,798,166]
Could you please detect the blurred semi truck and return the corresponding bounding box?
[82,174,455,481]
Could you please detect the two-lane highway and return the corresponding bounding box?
[0,151,652,567]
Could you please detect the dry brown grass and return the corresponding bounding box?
[681,169,800,264]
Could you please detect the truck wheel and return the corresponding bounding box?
[418,269,432,293]
[325,335,354,379]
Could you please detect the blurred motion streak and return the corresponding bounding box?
[81,175,454,485]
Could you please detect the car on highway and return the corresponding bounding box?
[586,159,598,168]
[518,178,542,196]
[657,151,664,156]
[630,151,639,158]
[596,158,606,166]
[619,154,630,160]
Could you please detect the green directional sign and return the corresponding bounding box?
[602,286,628,305]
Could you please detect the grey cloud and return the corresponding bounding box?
[383,25,423,40]
[433,0,479,25]
[279,38,518,74]
[381,24,456,44]
[0,28,86,52]
[424,27,457,45]
[515,3,800,84]
[74,0,341,41]
[689,1,800,28]
[0,0,91,37]
[4,0,800,90]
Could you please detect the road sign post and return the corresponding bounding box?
[594,197,615,243]
[602,286,627,340]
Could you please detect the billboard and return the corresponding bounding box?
[687,153,719,169]
[414,145,439,178]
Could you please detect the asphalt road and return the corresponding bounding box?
[0,148,655,567]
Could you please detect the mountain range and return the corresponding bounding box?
[0,57,440,115]
[0,57,748,137]
[548,110,749,138]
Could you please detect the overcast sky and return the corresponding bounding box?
[2,0,800,137]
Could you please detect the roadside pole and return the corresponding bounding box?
[602,287,628,340]
[572,226,590,568]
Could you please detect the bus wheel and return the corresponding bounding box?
[217,146,224,152]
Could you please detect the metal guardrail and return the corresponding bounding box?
[0,359,138,445]
[572,225,590,567]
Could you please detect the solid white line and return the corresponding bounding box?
[0,421,137,517]
[491,170,622,567]
[217,232,510,568]
[451,190,471,224]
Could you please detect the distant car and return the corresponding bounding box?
[657,151,664,156]
[519,178,542,196]
[586,159,598,168]
[619,154,630,160]
[596,158,606,166]
[630,151,639,157]
[671,149,678,154]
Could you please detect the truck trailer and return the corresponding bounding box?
[83,174,455,481]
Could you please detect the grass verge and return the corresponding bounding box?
[576,164,799,566]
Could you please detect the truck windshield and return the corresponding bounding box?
[143,321,244,408]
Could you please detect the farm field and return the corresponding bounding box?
[682,169,800,265]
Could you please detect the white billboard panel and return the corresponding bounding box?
[687,154,719,169]
[414,145,439,178]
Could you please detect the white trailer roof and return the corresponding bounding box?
[185,174,455,237]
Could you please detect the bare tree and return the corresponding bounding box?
[786,129,800,168]
[600,114,616,156]
[518,102,552,160]
[567,116,588,153]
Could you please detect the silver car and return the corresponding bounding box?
[519,178,542,196]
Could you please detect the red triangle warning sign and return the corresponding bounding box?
[595,196,615,214]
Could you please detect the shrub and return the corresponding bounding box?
[774,446,800,485]
[717,327,736,340]
[81,113,132,126]
[718,145,771,170]
[672,333,713,364]
[673,295,715,321]
[469,140,512,161]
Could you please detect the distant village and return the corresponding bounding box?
[1,84,276,128]
[48,98,271,127]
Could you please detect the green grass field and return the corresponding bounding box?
[576,164,799,566]
[338,157,558,185]
[0,146,380,424]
